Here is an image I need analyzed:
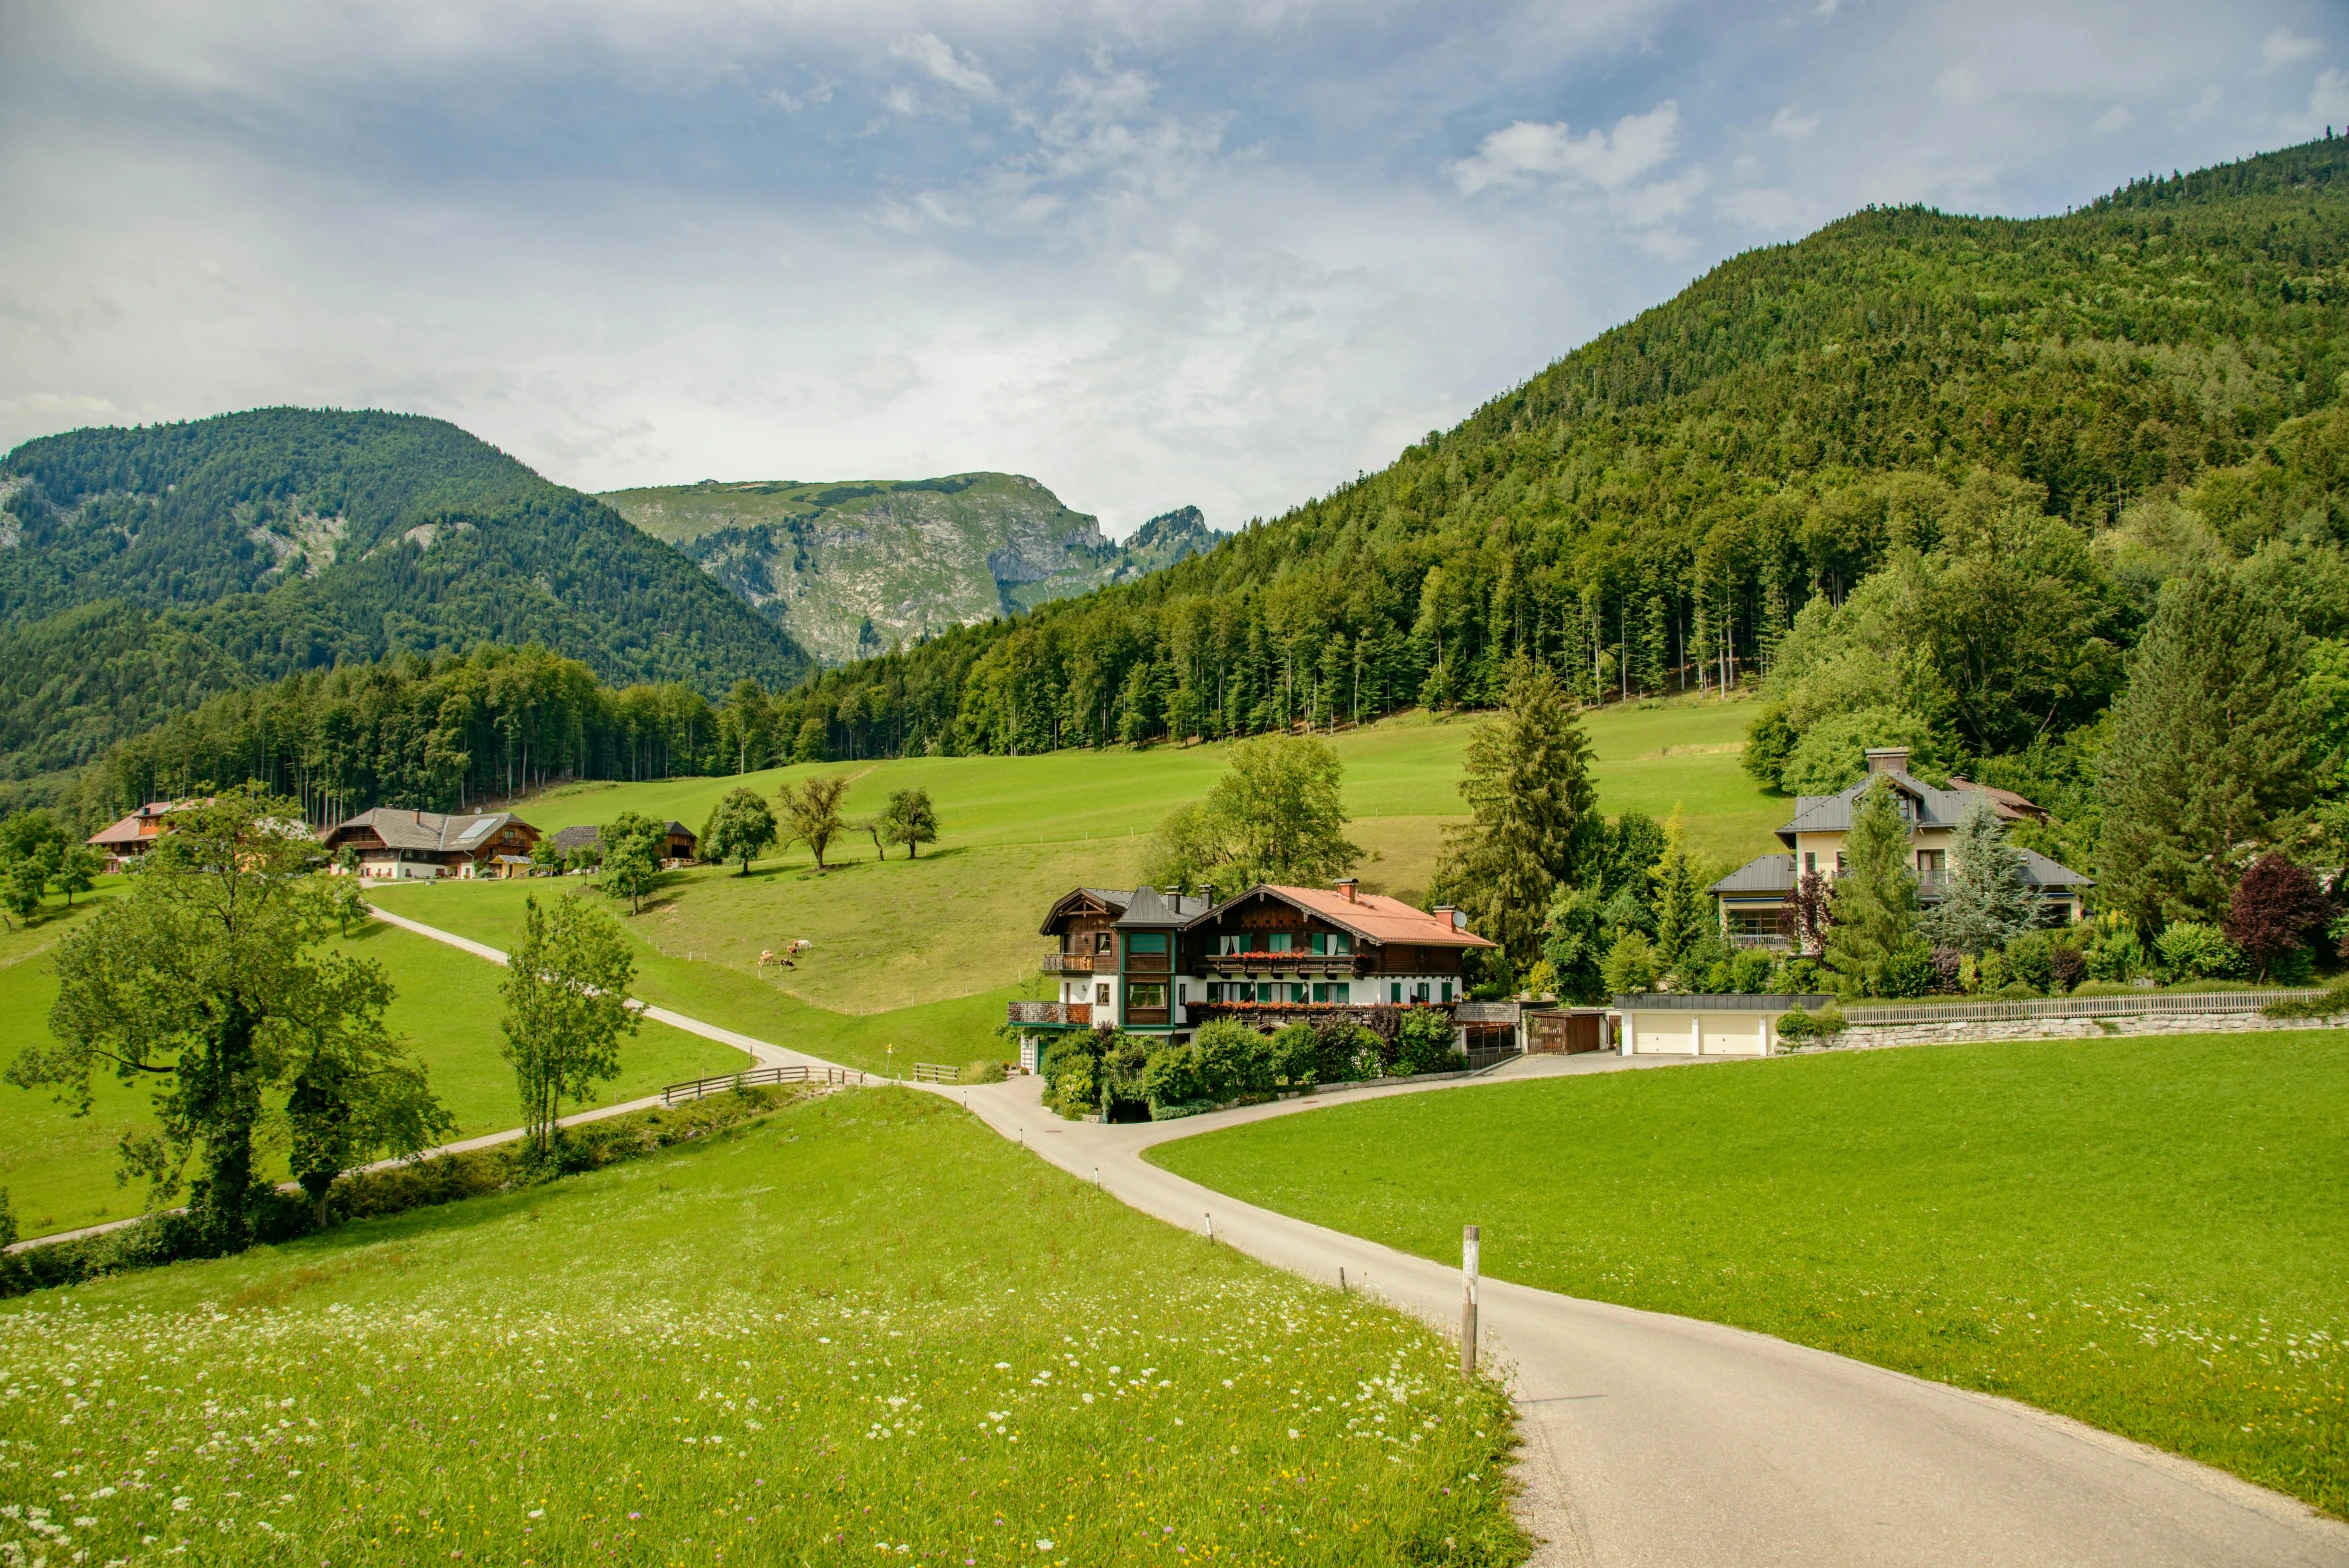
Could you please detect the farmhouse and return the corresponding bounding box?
[1709,748,2091,949]
[318,808,541,880]
[84,800,188,872]
[546,820,697,867]
[1011,880,1497,1059]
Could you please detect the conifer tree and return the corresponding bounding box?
[1823,778,1922,995]
[1431,656,1602,965]
[2098,566,2313,927]
[1649,832,1710,973]
[1918,797,2037,957]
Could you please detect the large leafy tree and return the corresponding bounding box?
[701,786,778,875]
[778,775,851,871]
[1143,734,1360,894]
[285,965,457,1226]
[598,810,667,913]
[2225,853,2333,978]
[879,786,940,859]
[1430,657,1601,965]
[2097,566,2314,928]
[1823,779,1923,997]
[1918,798,2037,957]
[500,891,640,1158]
[13,788,447,1253]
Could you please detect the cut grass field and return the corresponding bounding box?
[377,695,1780,1019]
[0,1088,1525,1566]
[1147,1033,2349,1518]
[0,900,745,1239]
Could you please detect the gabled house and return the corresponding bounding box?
[1012,879,1498,1050]
[1710,748,2091,949]
[545,820,696,868]
[85,800,189,873]
[318,808,541,881]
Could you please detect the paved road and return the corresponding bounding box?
[35,905,2349,1563]
[951,1071,2349,1567]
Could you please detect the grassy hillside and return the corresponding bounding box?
[0,409,811,801]
[0,888,745,1239]
[366,697,1771,1021]
[0,1090,1524,1565]
[1151,1034,2349,1518]
[608,476,1221,666]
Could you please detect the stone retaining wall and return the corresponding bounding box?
[1790,1011,2349,1053]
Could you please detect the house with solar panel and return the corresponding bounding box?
[317,808,543,881]
[1710,747,2091,951]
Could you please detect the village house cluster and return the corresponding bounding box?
[82,802,698,880]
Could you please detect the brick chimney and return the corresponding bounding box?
[1864,747,1910,776]
[1434,904,1460,930]
[1335,877,1358,903]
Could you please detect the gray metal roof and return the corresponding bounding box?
[1778,771,1975,846]
[2019,848,2094,888]
[1114,885,1215,927]
[1613,992,1835,1010]
[327,808,527,854]
[1710,854,1797,897]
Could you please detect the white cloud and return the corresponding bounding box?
[1717,186,1810,232]
[1769,105,1820,139]
[767,79,836,113]
[2092,104,2130,133]
[2263,29,2322,68]
[2316,68,2349,125]
[1447,100,1680,194]
[890,32,998,100]
[2185,83,2223,121]
[1614,165,1707,225]
[1932,66,1981,105]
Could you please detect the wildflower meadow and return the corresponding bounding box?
[0,1088,1525,1565]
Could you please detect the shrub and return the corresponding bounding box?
[1878,942,1937,999]
[1776,956,1825,994]
[1192,1020,1276,1102]
[1309,1020,1379,1083]
[2265,977,2349,1019]
[1728,948,1778,993]
[1142,1042,1204,1107]
[2005,932,2057,993]
[2155,921,2246,981]
[1520,958,1559,998]
[1600,931,1658,996]
[2048,944,2087,993]
[1394,1009,1459,1075]
[960,1059,1007,1085]
[2227,853,2334,979]
[1270,1022,1320,1086]
[1777,1005,1847,1042]
[1048,1054,1101,1118]
[1928,947,1964,993]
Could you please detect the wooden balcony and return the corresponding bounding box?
[1198,951,1366,978]
[1041,952,1098,974]
[1007,1001,1093,1029]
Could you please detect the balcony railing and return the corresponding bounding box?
[1041,952,1098,974]
[1727,933,1791,949]
[1199,951,1365,977]
[1007,1001,1092,1028]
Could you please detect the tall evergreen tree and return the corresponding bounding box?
[1649,831,1711,975]
[2098,566,2314,928]
[1824,778,1922,996]
[1918,797,2037,957]
[1430,656,1602,965]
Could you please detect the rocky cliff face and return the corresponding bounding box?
[605,475,1224,665]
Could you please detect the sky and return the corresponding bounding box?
[3,2,2346,537]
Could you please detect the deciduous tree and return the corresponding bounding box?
[500,891,639,1158]
[880,786,940,859]
[2226,852,2333,978]
[1143,734,1359,893]
[777,776,850,871]
[701,786,778,875]
[598,811,665,913]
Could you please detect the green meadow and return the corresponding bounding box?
[0,1089,1525,1566]
[1149,1033,2349,1518]
[0,885,742,1239]
[372,696,1773,1020]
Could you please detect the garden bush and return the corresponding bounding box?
[1394,1008,1460,1075]
[960,1058,1008,1085]
[1777,1005,1848,1042]
[2156,921,2247,981]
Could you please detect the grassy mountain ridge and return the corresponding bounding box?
[604,473,1222,664]
[0,408,812,798]
[742,135,2349,769]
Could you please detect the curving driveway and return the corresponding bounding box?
[297,911,2349,1563]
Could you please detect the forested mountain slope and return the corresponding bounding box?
[738,137,2349,773]
[604,474,1220,664]
[0,409,811,800]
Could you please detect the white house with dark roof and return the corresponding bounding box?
[318,808,541,880]
[1710,747,2092,949]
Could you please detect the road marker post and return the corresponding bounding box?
[1205,1212,1214,1244]
[1461,1224,1480,1379]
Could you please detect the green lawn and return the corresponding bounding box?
[0,1089,1524,1566]
[0,910,745,1239]
[1148,1033,2349,1518]
[384,696,1778,1017]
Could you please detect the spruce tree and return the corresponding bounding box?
[1650,832,1710,974]
[2098,566,2313,927]
[1431,656,1602,964]
[1823,778,1922,995]
[1919,797,2036,957]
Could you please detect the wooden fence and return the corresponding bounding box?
[911,1063,959,1084]
[661,1064,868,1106]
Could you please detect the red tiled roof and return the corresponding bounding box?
[87,815,148,846]
[1256,885,1497,948]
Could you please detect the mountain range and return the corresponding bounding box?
[603,475,1220,665]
